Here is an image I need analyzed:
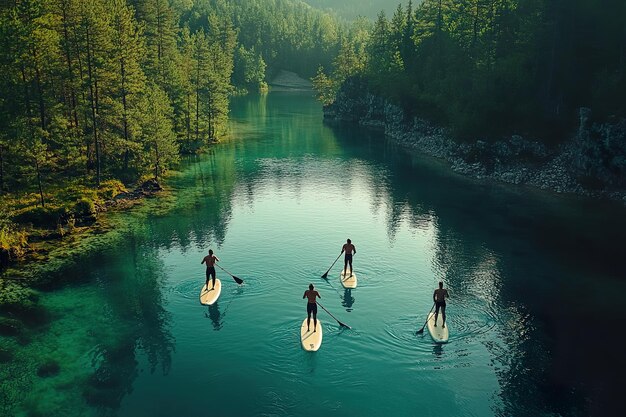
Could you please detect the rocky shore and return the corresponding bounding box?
[324,77,626,204]
[0,179,164,276]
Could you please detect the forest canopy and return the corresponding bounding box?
[0,0,347,209]
[314,0,626,141]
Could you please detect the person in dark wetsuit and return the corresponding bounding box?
[341,238,356,277]
[201,249,220,290]
[303,284,321,332]
[433,281,450,328]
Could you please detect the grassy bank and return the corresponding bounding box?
[0,178,168,331]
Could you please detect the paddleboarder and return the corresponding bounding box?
[341,238,356,277]
[433,281,449,328]
[303,284,321,332]
[201,249,220,290]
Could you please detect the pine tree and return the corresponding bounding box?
[109,0,147,174]
[140,84,178,181]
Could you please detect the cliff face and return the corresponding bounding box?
[324,78,626,203]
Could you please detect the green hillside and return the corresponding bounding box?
[301,0,412,19]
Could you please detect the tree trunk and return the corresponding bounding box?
[154,140,160,181]
[121,59,129,171]
[32,48,46,130]
[85,25,101,186]
[20,66,32,119]
[195,61,200,143]
[472,0,480,55]
[186,92,191,143]
[0,144,4,194]
[207,90,213,142]
[35,157,45,207]
[61,0,80,129]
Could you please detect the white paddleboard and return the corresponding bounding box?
[426,312,449,343]
[340,269,357,289]
[199,279,222,306]
[300,318,323,351]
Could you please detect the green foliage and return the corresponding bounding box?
[98,180,127,200]
[72,198,96,219]
[0,0,345,208]
[0,224,28,257]
[233,45,267,91]
[139,84,179,180]
[319,0,626,141]
[312,66,337,106]
[0,282,39,314]
[13,205,68,228]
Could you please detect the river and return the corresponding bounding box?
[1,91,624,417]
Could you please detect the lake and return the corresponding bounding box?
[1,91,624,417]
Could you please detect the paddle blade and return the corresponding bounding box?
[233,276,244,284]
[321,272,328,279]
[339,322,352,330]
[416,328,425,335]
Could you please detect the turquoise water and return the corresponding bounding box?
[1,92,625,417]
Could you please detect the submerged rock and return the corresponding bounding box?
[0,347,13,363]
[37,360,60,378]
[0,317,23,336]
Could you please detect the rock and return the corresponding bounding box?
[0,348,13,363]
[138,179,163,193]
[0,317,23,336]
[37,360,60,378]
[323,80,626,203]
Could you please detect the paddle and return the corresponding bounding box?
[316,301,351,329]
[416,303,436,335]
[215,264,244,284]
[321,253,342,279]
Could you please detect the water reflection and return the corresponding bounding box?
[432,344,444,360]
[4,92,622,416]
[206,303,223,330]
[80,236,175,412]
[326,116,626,415]
[341,288,355,311]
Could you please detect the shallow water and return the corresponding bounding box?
[1,91,625,417]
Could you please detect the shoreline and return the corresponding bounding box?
[0,179,165,283]
[324,78,626,205]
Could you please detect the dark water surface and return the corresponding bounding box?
[1,92,625,417]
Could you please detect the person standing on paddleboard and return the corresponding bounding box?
[341,238,356,277]
[303,284,321,332]
[201,249,220,290]
[433,281,449,328]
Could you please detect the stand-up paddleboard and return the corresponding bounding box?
[300,318,323,351]
[340,269,357,289]
[199,279,221,306]
[426,312,449,343]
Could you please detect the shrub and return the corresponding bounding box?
[98,180,127,200]
[72,198,96,218]
[0,225,28,255]
[12,205,67,228]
